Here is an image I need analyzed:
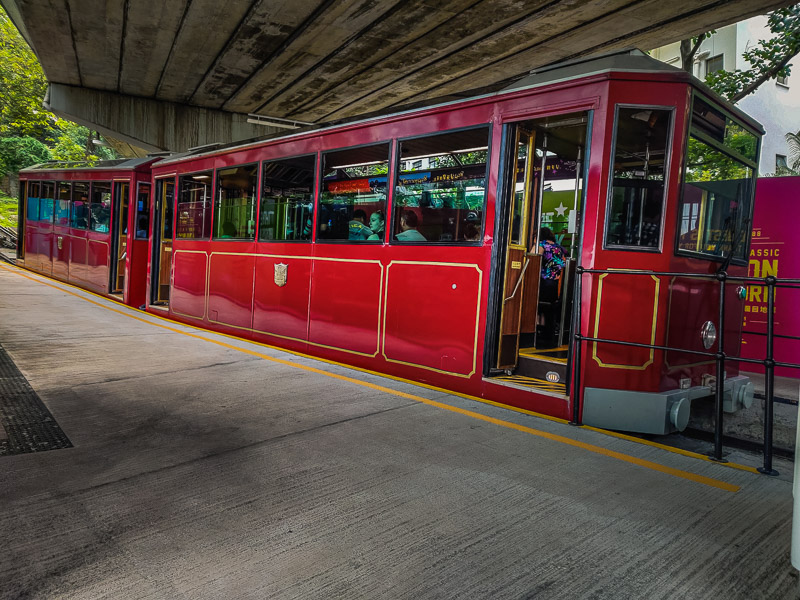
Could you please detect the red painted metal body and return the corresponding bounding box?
[16,59,762,426]
[18,161,154,306]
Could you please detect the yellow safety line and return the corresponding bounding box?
[0,262,746,490]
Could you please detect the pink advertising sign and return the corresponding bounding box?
[741,176,800,376]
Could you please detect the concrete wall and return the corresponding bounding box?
[46,84,280,153]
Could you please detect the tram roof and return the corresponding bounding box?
[20,156,161,174]
[155,49,763,166]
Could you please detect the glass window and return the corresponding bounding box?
[40,182,55,223]
[55,182,71,226]
[605,107,672,249]
[70,182,89,229]
[89,182,112,233]
[677,136,753,261]
[319,143,390,242]
[177,172,212,239]
[691,96,758,163]
[259,155,316,242]
[705,54,723,76]
[135,183,151,239]
[26,181,40,222]
[393,127,489,244]
[213,164,257,240]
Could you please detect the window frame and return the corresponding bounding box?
[390,124,492,246]
[134,181,152,239]
[176,169,214,240]
[212,162,259,242]
[258,152,318,244]
[88,180,113,234]
[602,104,675,253]
[316,140,393,245]
[26,181,40,222]
[673,91,761,266]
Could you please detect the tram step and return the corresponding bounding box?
[516,354,567,384]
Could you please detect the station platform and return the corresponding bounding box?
[0,259,796,599]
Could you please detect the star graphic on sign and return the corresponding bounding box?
[554,202,568,216]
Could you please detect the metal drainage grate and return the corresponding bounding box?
[0,343,72,456]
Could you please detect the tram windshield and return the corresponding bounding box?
[677,96,758,262]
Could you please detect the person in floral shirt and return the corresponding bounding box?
[537,227,566,345]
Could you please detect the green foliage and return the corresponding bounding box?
[704,5,800,103]
[0,189,17,228]
[0,5,118,178]
[0,136,51,175]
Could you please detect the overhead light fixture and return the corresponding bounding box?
[247,113,313,130]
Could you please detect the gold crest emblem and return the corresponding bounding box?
[274,263,288,287]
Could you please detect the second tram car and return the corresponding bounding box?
[16,50,762,434]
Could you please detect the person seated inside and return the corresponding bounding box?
[396,210,426,242]
[221,221,237,238]
[537,227,566,346]
[367,210,385,241]
[348,209,373,240]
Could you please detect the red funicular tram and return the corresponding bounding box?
[17,158,158,308]
[17,51,762,434]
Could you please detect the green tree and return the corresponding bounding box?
[0,5,118,165]
[680,5,800,103]
[0,136,51,175]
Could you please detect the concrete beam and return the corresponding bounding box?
[44,83,279,154]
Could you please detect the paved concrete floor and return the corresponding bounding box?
[0,261,797,599]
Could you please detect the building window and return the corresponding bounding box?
[604,107,673,250]
[705,54,724,76]
[777,154,789,172]
[776,73,789,86]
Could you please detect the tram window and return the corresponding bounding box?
[319,143,390,242]
[213,164,257,240]
[40,181,55,222]
[393,127,488,244]
[89,181,112,233]
[26,181,40,222]
[677,136,753,261]
[70,182,89,229]
[691,97,758,163]
[135,183,151,238]
[177,171,212,239]
[55,182,71,226]
[259,155,315,242]
[605,107,672,250]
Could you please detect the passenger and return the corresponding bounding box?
[538,227,565,302]
[396,210,426,242]
[537,227,566,346]
[136,215,148,237]
[463,223,481,242]
[367,210,385,241]
[348,209,373,240]
[221,221,236,238]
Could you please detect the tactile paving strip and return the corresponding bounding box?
[0,343,72,456]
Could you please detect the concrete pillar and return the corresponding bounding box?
[45,83,281,154]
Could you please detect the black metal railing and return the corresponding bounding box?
[570,266,800,475]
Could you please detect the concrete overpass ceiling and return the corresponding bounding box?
[2,0,793,151]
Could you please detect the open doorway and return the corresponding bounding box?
[110,181,129,294]
[492,111,588,392]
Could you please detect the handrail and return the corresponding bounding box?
[571,265,800,475]
[503,257,530,304]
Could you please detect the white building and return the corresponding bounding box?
[650,15,800,175]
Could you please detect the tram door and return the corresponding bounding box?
[151,178,174,305]
[495,112,588,383]
[497,128,539,369]
[110,182,129,293]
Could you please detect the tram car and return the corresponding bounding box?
[17,50,761,434]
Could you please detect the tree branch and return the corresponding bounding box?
[731,49,799,102]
